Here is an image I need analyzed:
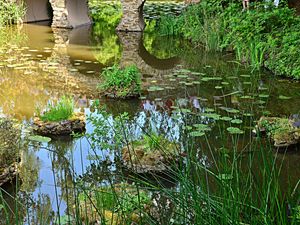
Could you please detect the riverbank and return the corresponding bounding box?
[158,0,300,79]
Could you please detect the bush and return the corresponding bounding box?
[158,0,300,78]
[99,64,141,98]
[37,96,75,122]
[0,0,25,26]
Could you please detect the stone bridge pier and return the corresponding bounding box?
[23,0,147,31]
[117,0,146,32]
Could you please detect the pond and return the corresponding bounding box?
[0,3,300,224]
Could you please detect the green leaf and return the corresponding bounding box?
[189,131,205,137]
[217,173,233,181]
[28,135,51,143]
[278,95,291,100]
[231,119,243,124]
[227,127,244,134]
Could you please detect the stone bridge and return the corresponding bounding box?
[23,0,146,31]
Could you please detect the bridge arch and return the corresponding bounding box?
[23,0,147,31]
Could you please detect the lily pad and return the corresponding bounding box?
[278,95,291,100]
[231,119,243,124]
[201,113,221,120]
[225,108,240,114]
[189,131,205,137]
[193,124,211,131]
[227,127,244,134]
[220,116,232,121]
[28,135,51,143]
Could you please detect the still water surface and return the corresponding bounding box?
[0,17,299,223]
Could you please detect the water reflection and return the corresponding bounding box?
[0,16,299,224]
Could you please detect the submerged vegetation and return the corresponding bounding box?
[158,0,300,78]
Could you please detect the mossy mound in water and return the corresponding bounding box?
[0,119,23,186]
[255,116,300,149]
[77,183,151,225]
[122,135,179,173]
[33,112,86,136]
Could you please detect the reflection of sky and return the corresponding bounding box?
[27,102,189,216]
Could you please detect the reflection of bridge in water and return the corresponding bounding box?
[27,25,182,95]
[23,0,148,31]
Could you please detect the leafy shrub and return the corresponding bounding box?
[37,96,74,122]
[0,0,25,26]
[158,0,300,78]
[89,1,122,28]
[99,64,141,98]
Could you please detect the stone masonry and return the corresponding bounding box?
[117,0,146,32]
[49,0,91,28]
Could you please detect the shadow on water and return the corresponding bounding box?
[0,15,299,224]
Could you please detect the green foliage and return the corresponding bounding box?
[38,96,74,122]
[158,0,300,78]
[89,1,122,28]
[142,133,165,151]
[99,64,141,98]
[0,119,22,169]
[0,0,25,26]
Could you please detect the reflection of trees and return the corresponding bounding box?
[143,23,183,59]
[19,149,40,192]
[91,23,122,65]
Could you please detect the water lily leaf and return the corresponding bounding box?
[225,108,240,114]
[201,113,221,120]
[177,75,188,78]
[205,108,215,113]
[193,124,211,131]
[240,95,254,99]
[243,113,254,117]
[221,82,230,85]
[231,119,243,124]
[259,94,269,98]
[28,135,51,143]
[189,131,205,137]
[220,116,232,121]
[240,74,251,78]
[278,95,291,100]
[227,127,244,134]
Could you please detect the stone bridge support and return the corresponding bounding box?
[117,0,146,32]
[49,0,91,28]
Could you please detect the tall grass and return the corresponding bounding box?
[37,96,74,122]
[0,0,25,26]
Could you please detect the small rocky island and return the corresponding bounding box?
[33,96,86,136]
[33,112,85,136]
[122,134,179,173]
[255,116,300,149]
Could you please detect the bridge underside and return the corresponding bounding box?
[23,0,145,31]
[23,0,51,23]
[23,0,91,29]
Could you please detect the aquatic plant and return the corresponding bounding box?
[0,0,25,26]
[99,64,141,98]
[37,96,75,122]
